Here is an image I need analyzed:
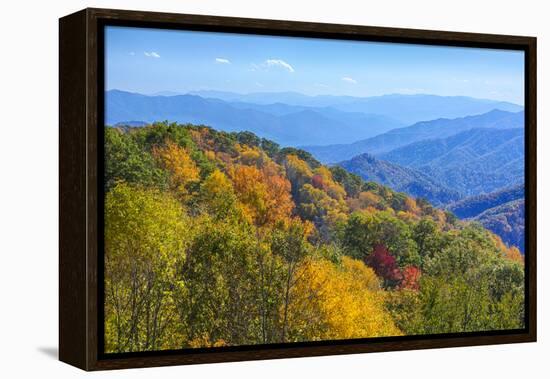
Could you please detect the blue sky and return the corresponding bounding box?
[105,26,525,105]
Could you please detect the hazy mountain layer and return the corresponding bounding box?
[190,90,522,124]
[303,109,524,163]
[107,90,400,146]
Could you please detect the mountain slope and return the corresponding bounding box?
[379,128,524,196]
[447,184,524,219]
[473,199,525,252]
[106,90,399,146]
[303,109,524,163]
[338,153,462,206]
[445,185,525,252]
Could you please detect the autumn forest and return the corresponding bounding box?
[103,122,525,353]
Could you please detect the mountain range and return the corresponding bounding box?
[189,90,522,124]
[378,127,525,196]
[107,90,401,146]
[303,109,524,163]
[107,90,523,146]
[338,153,462,206]
[107,88,525,252]
[333,117,525,251]
[336,126,524,204]
[339,154,525,251]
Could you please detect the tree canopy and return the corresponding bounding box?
[104,122,525,353]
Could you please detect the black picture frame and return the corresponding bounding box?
[59,7,537,371]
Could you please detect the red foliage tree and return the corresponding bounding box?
[311,174,325,190]
[399,265,421,290]
[364,244,403,287]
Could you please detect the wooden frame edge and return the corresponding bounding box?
[58,7,537,371]
[59,8,88,371]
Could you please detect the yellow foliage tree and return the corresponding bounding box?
[298,183,349,234]
[284,154,313,190]
[152,140,199,198]
[404,197,420,216]
[348,191,384,212]
[286,257,402,341]
[199,169,246,221]
[236,144,265,167]
[104,182,189,353]
[313,166,347,200]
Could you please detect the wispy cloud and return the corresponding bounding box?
[342,76,357,84]
[129,51,135,56]
[248,63,260,72]
[265,59,295,73]
[215,58,231,64]
[144,51,160,58]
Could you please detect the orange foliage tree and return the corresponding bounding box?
[230,164,294,226]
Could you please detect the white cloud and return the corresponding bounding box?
[144,51,160,58]
[265,59,295,73]
[342,77,357,84]
[215,58,231,64]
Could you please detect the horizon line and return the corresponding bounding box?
[106,88,525,107]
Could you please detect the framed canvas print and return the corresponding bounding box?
[59,8,536,371]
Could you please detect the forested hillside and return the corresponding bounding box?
[104,122,524,353]
[379,127,524,196]
[473,200,525,253]
[338,153,462,206]
[448,185,525,252]
[448,185,524,219]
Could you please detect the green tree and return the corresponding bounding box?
[342,210,419,267]
[388,224,525,334]
[412,218,448,267]
[104,128,166,190]
[104,182,189,352]
[270,219,313,342]
[176,217,274,347]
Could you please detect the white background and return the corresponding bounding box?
[0,0,547,377]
